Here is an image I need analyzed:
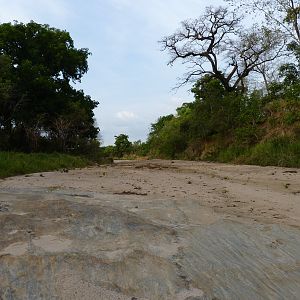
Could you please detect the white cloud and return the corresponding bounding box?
[116,111,137,121]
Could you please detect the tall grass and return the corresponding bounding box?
[214,137,300,167]
[242,137,300,168]
[0,152,90,178]
[214,145,249,163]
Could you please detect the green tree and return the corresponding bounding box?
[114,134,132,157]
[190,76,244,138]
[147,110,191,159]
[148,114,174,140]
[0,21,99,152]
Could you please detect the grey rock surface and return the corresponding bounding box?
[0,160,299,299]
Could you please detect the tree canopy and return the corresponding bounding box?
[114,134,132,157]
[0,21,99,152]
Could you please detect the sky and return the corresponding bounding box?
[0,0,223,145]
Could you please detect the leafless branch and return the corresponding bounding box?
[160,6,286,92]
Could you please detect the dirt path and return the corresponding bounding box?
[0,160,299,299]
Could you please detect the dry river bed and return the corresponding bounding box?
[0,159,300,300]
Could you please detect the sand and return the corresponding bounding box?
[0,159,299,299]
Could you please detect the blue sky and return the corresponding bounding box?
[0,0,223,145]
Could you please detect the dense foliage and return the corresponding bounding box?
[101,135,148,159]
[114,134,132,158]
[144,3,300,167]
[144,64,300,166]
[0,22,99,153]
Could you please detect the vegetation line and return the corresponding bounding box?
[0,152,90,179]
[1,1,300,169]
[102,1,300,168]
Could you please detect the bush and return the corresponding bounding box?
[243,137,300,167]
[215,145,249,163]
[234,126,262,145]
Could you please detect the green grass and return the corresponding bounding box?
[0,152,91,178]
[214,145,249,163]
[213,137,300,168]
[242,137,300,168]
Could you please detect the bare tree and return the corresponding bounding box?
[24,115,44,151]
[226,0,300,44]
[228,25,286,91]
[52,117,72,152]
[253,60,283,93]
[160,6,285,92]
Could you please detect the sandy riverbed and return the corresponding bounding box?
[0,160,300,299]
